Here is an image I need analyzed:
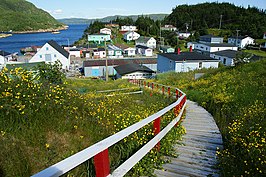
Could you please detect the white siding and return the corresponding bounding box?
[121,71,152,79]
[30,43,70,70]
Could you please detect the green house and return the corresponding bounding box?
[88,33,111,44]
[160,46,175,53]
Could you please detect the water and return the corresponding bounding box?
[0,24,88,55]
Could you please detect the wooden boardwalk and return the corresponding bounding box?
[154,100,223,177]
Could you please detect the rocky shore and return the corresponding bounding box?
[0,33,12,38]
[12,25,69,34]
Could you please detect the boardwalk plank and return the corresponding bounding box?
[155,100,223,177]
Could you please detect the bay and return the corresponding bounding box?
[0,24,88,55]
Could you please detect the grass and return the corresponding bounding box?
[152,59,266,176]
[244,49,266,57]
[0,68,185,176]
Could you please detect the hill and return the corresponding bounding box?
[0,0,65,32]
[58,14,168,24]
[153,59,266,176]
[165,2,266,38]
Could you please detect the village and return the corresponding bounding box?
[0,23,265,80]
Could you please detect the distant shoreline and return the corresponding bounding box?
[12,25,69,34]
[0,33,12,38]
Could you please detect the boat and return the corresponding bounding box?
[51,31,60,34]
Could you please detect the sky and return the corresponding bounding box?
[26,0,266,19]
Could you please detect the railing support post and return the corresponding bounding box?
[153,117,161,150]
[162,86,164,95]
[144,81,146,87]
[168,87,171,97]
[176,89,179,99]
[94,149,110,177]
[152,83,154,90]
[148,82,150,88]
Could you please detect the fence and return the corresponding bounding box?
[32,80,187,177]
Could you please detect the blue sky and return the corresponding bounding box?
[27,0,266,19]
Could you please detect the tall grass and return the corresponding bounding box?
[0,68,185,176]
[153,59,266,176]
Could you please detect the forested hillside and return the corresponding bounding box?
[0,0,64,32]
[165,2,266,38]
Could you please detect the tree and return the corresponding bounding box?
[234,52,253,66]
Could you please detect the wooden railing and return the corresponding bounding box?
[32,80,187,177]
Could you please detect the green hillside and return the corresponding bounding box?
[165,2,266,38]
[58,14,168,25]
[0,0,64,32]
[153,59,266,176]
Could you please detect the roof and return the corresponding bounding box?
[48,40,69,58]
[69,48,80,51]
[228,36,253,40]
[200,43,236,47]
[107,44,122,51]
[0,50,11,56]
[211,50,239,58]
[83,58,157,67]
[115,43,130,50]
[160,46,174,50]
[114,63,155,75]
[159,52,218,62]
[124,31,138,36]
[136,36,154,43]
[136,45,151,50]
[200,34,223,39]
[90,33,110,36]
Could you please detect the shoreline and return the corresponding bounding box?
[12,25,69,34]
[0,34,12,38]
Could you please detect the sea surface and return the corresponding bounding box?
[0,24,88,55]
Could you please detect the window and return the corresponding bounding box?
[199,62,202,68]
[223,58,226,65]
[40,55,42,58]
[54,54,57,58]
[46,47,49,51]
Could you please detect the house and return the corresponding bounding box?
[69,48,81,58]
[83,58,157,77]
[194,42,238,55]
[123,31,140,41]
[0,50,13,68]
[178,32,191,39]
[228,36,254,49]
[136,45,153,57]
[199,34,224,44]
[210,50,238,66]
[88,33,111,44]
[157,51,219,73]
[30,40,70,70]
[92,48,106,59]
[136,37,156,49]
[161,25,177,31]
[107,45,123,58]
[114,63,155,79]
[160,46,175,53]
[105,23,119,28]
[263,32,266,39]
[100,28,112,35]
[187,42,198,50]
[120,26,137,32]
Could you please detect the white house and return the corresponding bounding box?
[263,32,266,39]
[194,42,238,55]
[210,50,238,66]
[100,28,112,35]
[121,26,137,32]
[69,48,81,58]
[157,51,219,73]
[161,25,177,31]
[30,40,70,70]
[123,31,140,41]
[107,45,123,58]
[178,32,191,39]
[123,47,136,57]
[114,63,155,80]
[228,36,254,49]
[136,45,153,57]
[136,37,156,49]
[0,50,13,69]
[199,34,224,44]
[92,48,106,59]
[88,33,111,44]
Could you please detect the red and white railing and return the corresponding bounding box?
[32,80,187,177]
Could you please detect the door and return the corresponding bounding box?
[92,68,99,77]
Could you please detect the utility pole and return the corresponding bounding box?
[236,29,240,47]
[104,39,108,81]
[219,15,223,30]
[190,19,193,30]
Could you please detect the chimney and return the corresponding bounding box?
[189,46,192,52]
[177,48,180,55]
